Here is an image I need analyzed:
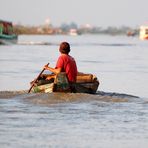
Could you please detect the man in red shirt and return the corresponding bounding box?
[44,42,78,85]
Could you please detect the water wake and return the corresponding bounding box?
[17,41,135,47]
[0,90,140,106]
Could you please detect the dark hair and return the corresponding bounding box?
[59,42,70,54]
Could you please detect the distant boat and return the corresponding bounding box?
[69,29,78,36]
[139,26,148,40]
[0,20,18,45]
[127,31,136,37]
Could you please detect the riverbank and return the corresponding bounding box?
[13,24,138,36]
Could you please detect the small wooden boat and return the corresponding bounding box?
[31,72,99,94]
[0,20,18,45]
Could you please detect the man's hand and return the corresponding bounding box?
[44,64,49,70]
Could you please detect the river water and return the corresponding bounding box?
[0,35,148,148]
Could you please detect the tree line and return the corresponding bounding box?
[13,23,139,36]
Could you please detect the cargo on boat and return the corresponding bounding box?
[31,72,99,94]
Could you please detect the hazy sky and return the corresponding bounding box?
[0,0,148,27]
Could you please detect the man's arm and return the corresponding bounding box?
[44,65,61,74]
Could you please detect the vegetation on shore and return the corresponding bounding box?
[13,23,139,36]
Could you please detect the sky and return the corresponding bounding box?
[0,0,148,27]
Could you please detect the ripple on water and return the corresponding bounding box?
[0,91,148,148]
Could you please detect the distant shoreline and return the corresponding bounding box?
[13,24,139,36]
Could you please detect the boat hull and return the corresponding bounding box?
[31,73,99,94]
[32,81,99,94]
[0,34,18,45]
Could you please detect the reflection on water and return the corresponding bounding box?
[0,91,148,147]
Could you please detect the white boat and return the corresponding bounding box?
[139,26,148,40]
[69,29,78,36]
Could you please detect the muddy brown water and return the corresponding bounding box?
[1,91,148,148]
[0,35,148,147]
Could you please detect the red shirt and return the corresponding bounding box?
[56,54,77,83]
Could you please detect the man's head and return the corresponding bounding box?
[59,42,70,54]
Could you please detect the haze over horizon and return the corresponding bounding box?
[0,0,148,27]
